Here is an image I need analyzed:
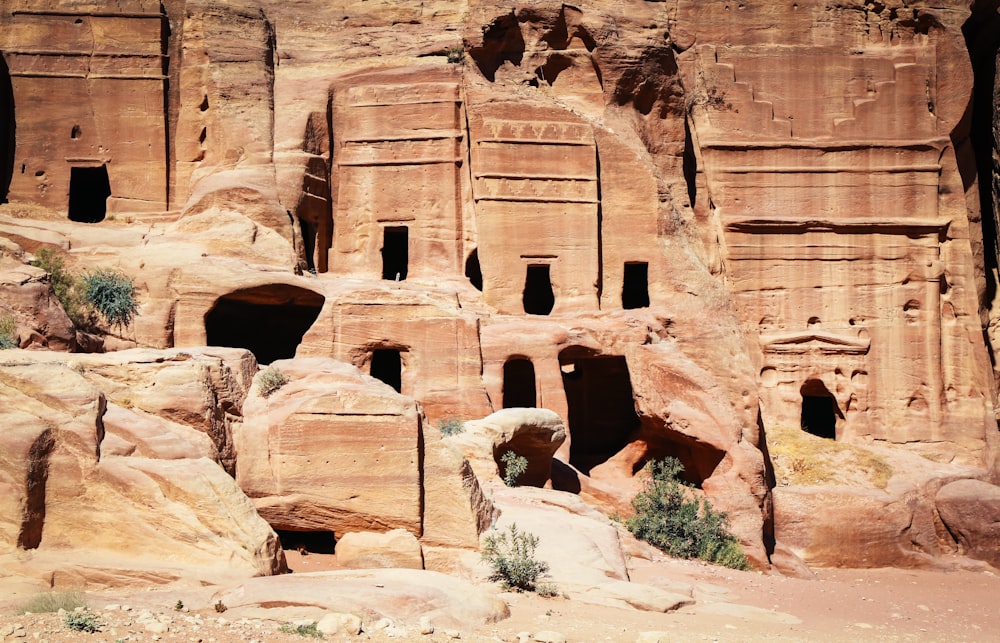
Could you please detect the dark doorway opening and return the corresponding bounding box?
[0,55,13,204]
[503,357,536,408]
[800,379,841,439]
[205,285,325,365]
[299,217,316,273]
[274,529,336,555]
[523,264,554,315]
[382,226,408,280]
[622,262,650,309]
[68,165,111,223]
[371,348,402,393]
[465,249,483,291]
[559,348,640,474]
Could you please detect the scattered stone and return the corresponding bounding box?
[418,616,434,635]
[316,613,362,637]
[533,631,566,643]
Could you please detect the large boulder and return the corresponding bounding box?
[936,480,1000,568]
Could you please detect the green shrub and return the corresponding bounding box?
[258,366,290,398]
[0,313,16,349]
[20,590,87,614]
[30,247,92,327]
[438,418,464,436]
[81,269,138,330]
[446,46,464,64]
[625,457,750,570]
[280,622,323,638]
[500,450,528,487]
[481,523,549,592]
[64,611,102,633]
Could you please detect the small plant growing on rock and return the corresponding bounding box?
[481,523,550,592]
[438,417,465,436]
[626,457,750,570]
[64,611,102,633]
[446,46,464,64]
[30,247,91,327]
[0,313,17,349]
[173,599,184,611]
[280,622,323,638]
[500,450,528,487]
[214,599,227,613]
[258,366,290,398]
[81,269,139,330]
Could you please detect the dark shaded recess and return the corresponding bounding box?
[382,226,408,280]
[535,53,573,85]
[469,11,525,82]
[559,348,640,475]
[205,285,325,365]
[550,458,582,494]
[961,2,1000,324]
[622,262,650,309]
[0,54,13,204]
[756,409,777,558]
[465,249,483,291]
[299,217,316,273]
[18,429,55,550]
[274,529,336,555]
[493,441,549,488]
[371,348,402,393]
[523,265,555,315]
[629,419,726,489]
[612,48,681,118]
[800,379,842,440]
[683,117,698,208]
[68,166,111,223]
[503,357,536,408]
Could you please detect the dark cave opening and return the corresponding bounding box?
[503,357,536,408]
[371,348,402,393]
[465,249,483,291]
[382,226,408,280]
[204,285,324,365]
[523,264,555,315]
[68,165,111,223]
[559,348,640,475]
[274,529,336,555]
[622,262,650,309]
[0,54,13,204]
[800,379,841,440]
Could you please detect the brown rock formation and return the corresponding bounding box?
[0,0,998,576]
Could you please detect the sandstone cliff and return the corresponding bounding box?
[0,0,998,583]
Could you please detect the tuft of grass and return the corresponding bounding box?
[280,622,323,638]
[258,366,290,398]
[64,611,102,633]
[438,417,464,436]
[20,591,87,614]
[767,425,893,489]
[0,313,17,349]
[500,450,528,487]
[81,269,139,330]
[214,599,227,613]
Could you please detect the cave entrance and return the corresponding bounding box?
[622,262,650,309]
[382,226,408,280]
[523,264,554,315]
[205,284,325,365]
[274,529,336,555]
[0,54,13,204]
[559,348,639,475]
[503,357,536,408]
[68,165,111,223]
[371,348,402,393]
[800,379,841,440]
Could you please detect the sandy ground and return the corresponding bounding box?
[1,551,997,642]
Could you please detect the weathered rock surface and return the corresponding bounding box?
[452,408,567,488]
[0,264,74,351]
[335,529,424,570]
[936,479,1000,568]
[0,0,998,577]
[0,349,284,584]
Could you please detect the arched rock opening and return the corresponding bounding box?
[629,420,726,489]
[205,285,325,365]
[559,348,640,475]
[274,529,336,555]
[503,357,536,408]
[800,379,842,440]
[68,165,111,223]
